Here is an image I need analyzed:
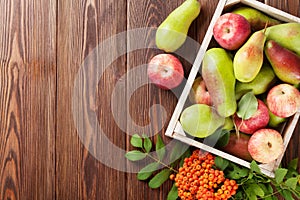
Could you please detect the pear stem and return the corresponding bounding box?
[263,20,269,34]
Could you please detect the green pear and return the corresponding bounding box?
[223,117,234,130]
[156,0,201,52]
[235,63,277,99]
[265,40,300,85]
[232,7,280,31]
[266,23,300,56]
[268,109,286,128]
[202,48,237,117]
[233,30,266,82]
[180,104,225,138]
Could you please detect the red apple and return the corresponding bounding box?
[267,84,300,118]
[147,54,184,90]
[248,128,284,164]
[189,76,212,105]
[213,13,251,50]
[233,99,269,134]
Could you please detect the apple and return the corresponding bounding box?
[248,128,284,164]
[233,99,269,134]
[267,83,300,118]
[147,54,184,90]
[221,132,253,161]
[189,76,212,105]
[213,13,251,50]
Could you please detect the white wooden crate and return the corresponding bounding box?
[165,0,300,177]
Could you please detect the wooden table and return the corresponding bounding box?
[0,0,299,199]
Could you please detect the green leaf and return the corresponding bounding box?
[292,184,300,198]
[237,92,258,120]
[148,169,171,189]
[288,158,298,170]
[137,162,160,180]
[272,196,278,200]
[245,187,258,200]
[169,141,189,163]
[258,184,272,200]
[285,177,298,190]
[214,156,229,171]
[250,160,261,173]
[130,134,143,148]
[125,150,146,161]
[280,190,294,200]
[275,168,288,184]
[215,130,230,148]
[142,134,152,153]
[235,191,244,199]
[227,164,249,180]
[266,183,273,194]
[156,135,166,160]
[249,183,265,197]
[167,183,178,200]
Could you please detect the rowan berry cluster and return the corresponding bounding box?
[171,150,238,200]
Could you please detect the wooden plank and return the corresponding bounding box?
[56,0,127,199]
[0,0,56,199]
[126,0,220,199]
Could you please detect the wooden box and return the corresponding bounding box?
[165,0,300,177]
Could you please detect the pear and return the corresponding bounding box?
[235,63,277,99]
[156,0,201,52]
[233,30,266,82]
[232,7,280,31]
[221,132,253,162]
[265,40,300,85]
[202,48,237,117]
[268,109,286,128]
[266,23,300,55]
[180,104,224,138]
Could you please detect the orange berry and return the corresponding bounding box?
[221,185,227,191]
[169,174,175,180]
[233,185,238,190]
[224,180,230,186]
[230,180,236,186]
[220,194,226,199]
[231,190,236,195]
[227,185,232,191]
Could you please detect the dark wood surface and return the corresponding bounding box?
[0,0,299,199]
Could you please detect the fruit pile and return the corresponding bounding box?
[178,8,300,165]
[141,1,300,199]
[171,150,238,200]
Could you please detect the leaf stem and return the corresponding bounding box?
[144,152,179,174]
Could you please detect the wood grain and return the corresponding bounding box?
[0,0,299,199]
[0,0,56,199]
[56,0,127,199]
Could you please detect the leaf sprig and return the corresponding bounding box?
[125,133,190,195]
[215,157,300,200]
